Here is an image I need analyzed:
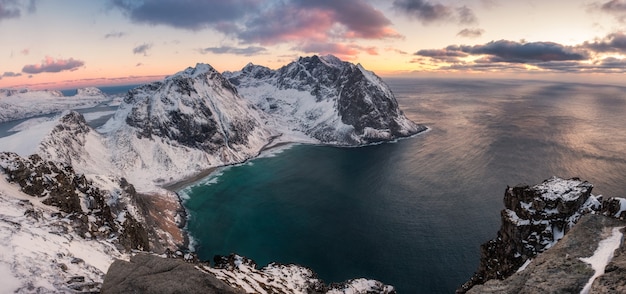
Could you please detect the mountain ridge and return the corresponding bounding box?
[0,55,419,293]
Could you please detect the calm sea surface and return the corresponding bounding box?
[121,78,626,292]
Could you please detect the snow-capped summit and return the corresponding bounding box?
[225,55,426,145]
[98,63,275,189]
[76,87,106,97]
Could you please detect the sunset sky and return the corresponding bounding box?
[1,0,626,89]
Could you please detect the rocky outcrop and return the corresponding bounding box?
[225,55,425,145]
[103,253,396,294]
[459,177,626,293]
[467,214,625,293]
[120,65,269,153]
[0,151,149,251]
[102,253,242,294]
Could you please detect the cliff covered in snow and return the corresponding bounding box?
[225,55,426,145]
[459,177,626,293]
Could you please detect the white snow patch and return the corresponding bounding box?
[579,226,624,294]
[0,262,21,293]
[82,110,117,123]
[516,259,532,273]
[0,116,59,156]
[614,198,626,218]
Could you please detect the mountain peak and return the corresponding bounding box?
[175,63,219,79]
[318,54,344,67]
[76,87,105,97]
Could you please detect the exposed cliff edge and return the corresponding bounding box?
[459,177,626,293]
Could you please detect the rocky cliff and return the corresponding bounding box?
[459,177,626,293]
[225,55,425,145]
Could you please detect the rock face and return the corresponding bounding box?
[225,55,425,145]
[459,177,626,293]
[0,151,149,251]
[98,63,275,188]
[102,254,242,294]
[119,64,270,153]
[103,253,396,294]
[458,177,599,292]
[467,214,625,293]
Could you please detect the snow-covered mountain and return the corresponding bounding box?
[95,63,275,189]
[0,56,424,293]
[225,55,426,145]
[0,87,108,123]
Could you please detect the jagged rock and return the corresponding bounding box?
[208,253,395,294]
[467,214,626,293]
[0,149,151,251]
[101,254,243,294]
[118,63,271,154]
[458,177,600,293]
[601,197,626,219]
[225,55,425,145]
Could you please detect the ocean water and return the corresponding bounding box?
[181,78,626,293]
[60,84,139,96]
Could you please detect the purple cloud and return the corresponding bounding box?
[2,71,22,77]
[457,6,478,25]
[449,40,589,63]
[133,43,152,56]
[598,0,626,22]
[0,0,21,20]
[111,0,260,30]
[457,28,484,38]
[583,32,626,53]
[0,0,37,21]
[295,42,378,60]
[112,0,400,59]
[198,46,267,56]
[393,0,478,25]
[234,0,400,45]
[104,31,126,39]
[22,56,85,74]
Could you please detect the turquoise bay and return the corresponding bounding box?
[182,79,626,293]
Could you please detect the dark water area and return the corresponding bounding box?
[183,78,626,293]
[60,84,139,96]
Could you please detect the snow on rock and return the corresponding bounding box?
[0,88,109,123]
[97,63,276,190]
[224,55,426,145]
[207,254,395,294]
[579,226,624,294]
[0,176,129,293]
[460,177,598,292]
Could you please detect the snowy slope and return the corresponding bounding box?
[0,153,145,293]
[207,254,396,294]
[96,63,275,190]
[0,183,128,293]
[225,55,425,145]
[0,87,109,123]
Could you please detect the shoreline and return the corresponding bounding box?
[162,125,430,192]
[161,138,295,192]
